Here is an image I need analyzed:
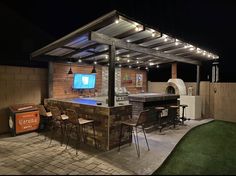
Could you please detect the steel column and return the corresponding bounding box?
[108,44,115,107]
[196,65,200,95]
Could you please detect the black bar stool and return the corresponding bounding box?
[155,107,165,133]
[169,105,180,128]
[179,104,189,125]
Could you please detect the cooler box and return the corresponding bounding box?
[9,104,40,136]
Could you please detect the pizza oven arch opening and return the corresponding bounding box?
[166,86,175,94]
[165,78,187,95]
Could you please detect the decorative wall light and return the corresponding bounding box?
[68,62,73,74]
[91,65,96,73]
[91,59,97,73]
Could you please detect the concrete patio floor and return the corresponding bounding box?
[0,119,213,175]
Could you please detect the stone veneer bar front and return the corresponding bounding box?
[44,98,132,151]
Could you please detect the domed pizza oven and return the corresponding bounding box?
[165,78,187,95]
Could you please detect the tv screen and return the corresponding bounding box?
[73,73,96,89]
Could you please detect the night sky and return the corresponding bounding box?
[1,0,236,82]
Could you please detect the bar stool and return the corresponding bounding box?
[65,109,96,155]
[48,106,68,146]
[37,104,52,139]
[169,105,180,128]
[179,104,189,125]
[155,107,165,133]
[118,109,150,158]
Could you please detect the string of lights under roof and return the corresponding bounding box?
[114,16,219,60]
[76,16,218,68]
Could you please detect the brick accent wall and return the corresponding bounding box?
[52,63,102,98]
[51,63,147,98]
[121,68,147,93]
[0,65,48,134]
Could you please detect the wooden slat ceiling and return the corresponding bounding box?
[31,10,219,68]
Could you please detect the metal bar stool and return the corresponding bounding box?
[169,105,180,128]
[37,104,52,139]
[179,104,189,125]
[48,106,68,146]
[65,109,96,155]
[155,107,165,133]
[118,109,150,158]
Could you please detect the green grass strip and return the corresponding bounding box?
[153,120,236,175]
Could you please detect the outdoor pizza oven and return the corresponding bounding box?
[165,78,187,95]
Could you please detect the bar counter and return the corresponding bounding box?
[44,97,132,151]
[128,93,180,127]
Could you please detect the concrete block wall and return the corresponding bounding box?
[0,65,48,134]
[148,81,197,95]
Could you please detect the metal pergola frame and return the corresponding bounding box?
[31,10,219,107]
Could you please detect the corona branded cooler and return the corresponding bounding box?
[9,104,40,136]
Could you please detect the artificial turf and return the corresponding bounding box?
[153,120,236,175]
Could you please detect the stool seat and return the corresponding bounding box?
[78,118,94,125]
[169,105,179,109]
[180,104,188,108]
[120,119,137,127]
[155,107,165,111]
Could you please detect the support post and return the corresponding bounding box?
[171,62,177,79]
[108,44,115,107]
[196,65,200,95]
[48,61,53,98]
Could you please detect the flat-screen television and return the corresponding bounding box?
[73,73,96,89]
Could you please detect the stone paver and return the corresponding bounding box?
[0,119,212,175]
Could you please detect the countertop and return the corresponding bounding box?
[128,93,180,102]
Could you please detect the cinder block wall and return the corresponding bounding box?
[148,81,236,123]
[0,65,48,134]
[148,81,197,95]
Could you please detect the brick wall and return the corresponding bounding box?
[52,63,102,98]
[51,63,147,98]
[121,68,147,93]
[0,65,48,134]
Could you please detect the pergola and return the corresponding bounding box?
[31,10,219,107]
